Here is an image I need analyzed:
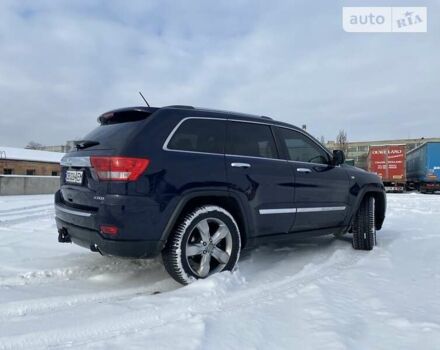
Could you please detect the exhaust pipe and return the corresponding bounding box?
[58,228,72,243]
[90,243,103,255]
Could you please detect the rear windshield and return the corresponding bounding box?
[81,120,145,150]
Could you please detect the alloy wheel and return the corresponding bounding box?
[185,218,233,278]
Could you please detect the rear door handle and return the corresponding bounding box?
[297,168,312,173]
[231,162,251,169]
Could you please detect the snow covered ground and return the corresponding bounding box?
[0,193,440,350]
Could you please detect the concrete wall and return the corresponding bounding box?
[0,175,60,195]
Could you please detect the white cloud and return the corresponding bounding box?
[0,0,439,147]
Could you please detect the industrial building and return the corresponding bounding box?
[38,141,76,153]
[0,147,63,176]
[326,137,440,170]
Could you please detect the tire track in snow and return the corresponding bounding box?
[0,279,178,321]
[0,259,163,287]
[0,204,54,227]
[0,207,53,219]
[0,203,53,215]
[0,212,54,227]
[0,244,364,350]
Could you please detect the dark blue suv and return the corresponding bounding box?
[55,105,386,284]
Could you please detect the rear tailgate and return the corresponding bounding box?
[60,153,107,210]
[59,109,157,209]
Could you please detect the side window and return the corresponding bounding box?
[167,119,225,154]
[277,128,329,164]
[226,122,277,159]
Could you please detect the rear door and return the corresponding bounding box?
[275,127,350,232]
[225,120,295,237]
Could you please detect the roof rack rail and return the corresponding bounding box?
[260,115,273,120]
[164,105,195,109]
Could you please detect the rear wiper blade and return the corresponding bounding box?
[75,140,100,150]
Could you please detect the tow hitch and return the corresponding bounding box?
[58,228,72,243]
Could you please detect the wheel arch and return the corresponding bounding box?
[349,186,386,230]
[160,191,251,249]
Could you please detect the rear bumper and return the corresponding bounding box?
[54,190,164,258]
[56,217,163,258]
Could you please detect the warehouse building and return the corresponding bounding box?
[38,141,76,153]
[0,147,63,176]
[326,137,440,170]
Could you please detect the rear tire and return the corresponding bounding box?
[162,205,241,285]
[352,196,376,251]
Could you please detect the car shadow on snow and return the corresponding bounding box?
[237,234,355,279]
[68,233,366,294]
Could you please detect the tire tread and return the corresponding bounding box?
[352,196,376,251]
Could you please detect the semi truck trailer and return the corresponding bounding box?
[368,144,406,193]
[407,142,440,193]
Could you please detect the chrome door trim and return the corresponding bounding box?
[259,206,346,214]
[296,206,346,213]
[259,208,297,215]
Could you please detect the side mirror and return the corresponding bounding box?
[332,150,345,165]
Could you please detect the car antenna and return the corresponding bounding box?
[138,91,150,107]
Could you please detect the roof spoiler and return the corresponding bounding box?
[97,107,159,125]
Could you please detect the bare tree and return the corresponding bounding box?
[25,141,44,150]
[336,129,348,155]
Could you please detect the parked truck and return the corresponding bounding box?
[368,144,406,192]
[406,142,440,193]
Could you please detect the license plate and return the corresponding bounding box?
[65,170,84,184]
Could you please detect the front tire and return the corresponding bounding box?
[352,196,376,251]
[162,206,241,285]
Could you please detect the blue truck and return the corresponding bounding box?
[407,142,440,193]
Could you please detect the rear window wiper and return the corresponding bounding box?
[75,140,100,150]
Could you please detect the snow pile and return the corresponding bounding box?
[0,193,440,349]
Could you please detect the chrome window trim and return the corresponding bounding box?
[225,154,287,163]
[55,205,92,217]
[162,116,333,166]
[287,159,329,167]
[163,148,225,157]
[61,156,91,168]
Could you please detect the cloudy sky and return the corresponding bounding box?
[0,0,438,148]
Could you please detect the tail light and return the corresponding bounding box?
[90,156,149,181]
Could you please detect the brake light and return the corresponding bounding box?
[90,156,149,181]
